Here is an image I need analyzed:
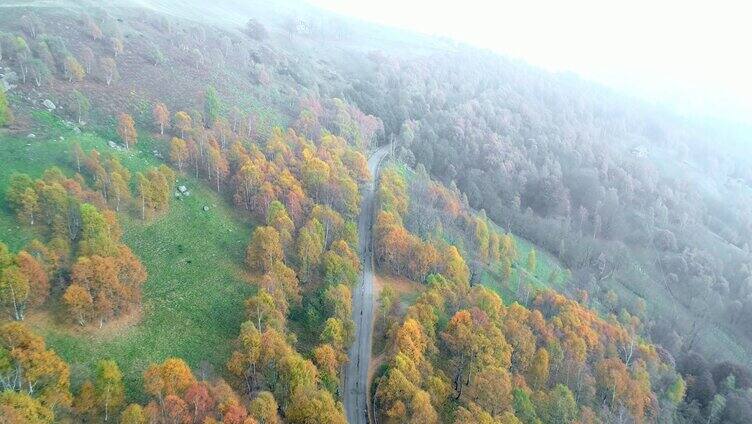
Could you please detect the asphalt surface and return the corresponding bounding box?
[343,144,390,424]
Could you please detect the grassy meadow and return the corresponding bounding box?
[0,112,254,399]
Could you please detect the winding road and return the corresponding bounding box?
[344,144,390,424]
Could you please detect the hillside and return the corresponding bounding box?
[0,111,254,398]
[0,1,751,423]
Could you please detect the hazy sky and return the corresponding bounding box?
[310,0,751,124]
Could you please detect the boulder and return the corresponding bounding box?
[178,185,188,193]
[43,99,56,110]
[203,205,210,212]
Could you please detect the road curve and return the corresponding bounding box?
[344,144,391,424]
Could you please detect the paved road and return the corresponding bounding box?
[343,144,390,424]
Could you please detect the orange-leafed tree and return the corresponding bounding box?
[15,250,50,310]
[207,143,229,191]
[0,322,72,412]
[227,321,262,395]
[153,102,169,135]
[74,379,96,419]
[143,358,196,402]
[184,382,214,423]
[117,113,137,149]
[63,284,93,326]
[163,395,190,423]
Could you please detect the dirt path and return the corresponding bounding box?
[343,144,390,424]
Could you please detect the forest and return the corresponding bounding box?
[0,0,750,423]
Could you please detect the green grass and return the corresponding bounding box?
[0,112,254,400]
[479,234,567,303]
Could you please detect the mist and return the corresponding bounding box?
[311,0,752,125]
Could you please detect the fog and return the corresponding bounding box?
[311,0,752,125]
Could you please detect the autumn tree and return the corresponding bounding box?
[64,55,85,82]
[184,381,214,423]
[11,250,50,315]
[284,386,346,424]
[245,226,284,274]
[266,200,294,249]
[94,359,125,421]
[0,264,29,320]
[135,166,174,218]
[174,111,192,138]
[100,57,118,85]
[489,232,501,263]
[207,143,229,191]
[109,164,131,212]
[464,366,512,415]
[64,250,146,327]
[0,322,72,412]
[169,137,189,172]
[72,380,95,418]
[120,404,146,424]
[442,246,470,284]
[249,391,280,424]
[62,284,93,325]
[296,218,325,282]
[246,289,285,331]
[78,203,119,257]
[81,46,95,73]
[0,391,54,423]
[528,348,550,389]
[143,358,196,402]
[153,102,169,135]
[163,395,189,423]
[227,321,262,394]
[117,113,137,149]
